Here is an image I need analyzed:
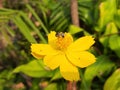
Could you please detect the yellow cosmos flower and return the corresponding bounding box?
[31,31,96,81]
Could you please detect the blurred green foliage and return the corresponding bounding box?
[0,0,120,90]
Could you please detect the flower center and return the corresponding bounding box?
[55,32,73,50]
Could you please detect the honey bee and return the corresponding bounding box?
[55,32,65,38]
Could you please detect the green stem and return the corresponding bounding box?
[79,69,89,90]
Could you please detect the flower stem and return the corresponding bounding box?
[69,0,79,89]
[67,81,77,90]
[70,0,79,27]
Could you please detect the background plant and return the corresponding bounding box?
[0,0,120,90]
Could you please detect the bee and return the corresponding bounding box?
[55,32,65,38]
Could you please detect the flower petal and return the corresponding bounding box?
[69,36,95,51]
[31,44,57,59]
[43,53,64,70]
[48,31,57,44]
[66,51,96,68]
[31,52,44,59]
[60,56,80,81]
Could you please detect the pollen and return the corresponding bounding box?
[55,33,73,50]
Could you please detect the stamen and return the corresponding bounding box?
[55,32,73,50]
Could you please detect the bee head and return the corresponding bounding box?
[55,32,65,38]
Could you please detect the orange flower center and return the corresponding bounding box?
[55,32,73,50]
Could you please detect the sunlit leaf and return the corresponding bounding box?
[104,69,120,90]
[13,16,37,43]
[68,25,83,34]
[0,8,17,15]
[109,35,120,58]
[81,55,115,89]
[114,9,120,28]
[13,60,53,78]
[100,22,118,47]
[44,83,58,90]
[20,12,47,43]
[99,0,116,29]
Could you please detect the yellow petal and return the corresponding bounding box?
[43,52,63,70]
[60,56,80,81]
[31,52,44,59]
[66,51,96,68]
[48,31,57,45]
[31,44,57,58]
[69,36,95,51]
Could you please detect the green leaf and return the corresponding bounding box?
[26,4,49,34]
[44,83,58,90]
[13,16,37,43]
[20,12,47,43]
[0,70,14,80]
[0,27,12,45]
[49,2,70,32]
[104,69,120,90]
[99,0,117,29]
[5,26,15,37]
[109,35,120,58]
[0,8,17,15]
[13,60,54,78]
[100,22,118,47]
[78,0,96,25]
[50,11,64,25]
[51,69,62,81]
[114,9,120,28]
[82,55,115,89]
[68,25,83,35]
